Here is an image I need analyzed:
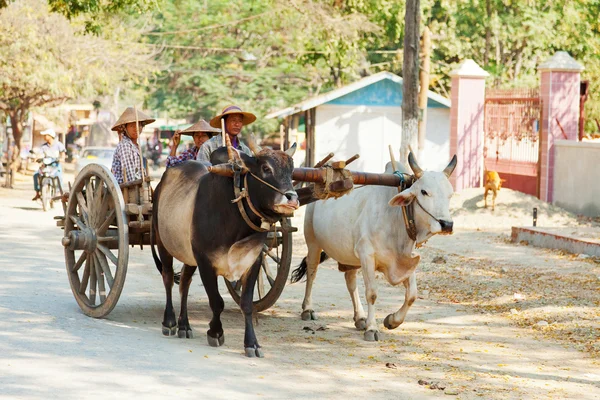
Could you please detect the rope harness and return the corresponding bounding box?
[231,164,295,232]
[393,171,418,242]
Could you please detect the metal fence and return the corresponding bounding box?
[484,88,540,165]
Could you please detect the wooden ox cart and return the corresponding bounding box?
[56,154,408,319]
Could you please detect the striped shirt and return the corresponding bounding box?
[196,133,252,164]
[166,146,199,169]
[111,136,142,184]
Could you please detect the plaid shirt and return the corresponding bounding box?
[166,146,199,169]
[196,133,252,163]
[111,136,142,184]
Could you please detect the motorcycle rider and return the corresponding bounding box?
[32,128,66,201]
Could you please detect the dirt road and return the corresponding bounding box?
[0,172,598,399]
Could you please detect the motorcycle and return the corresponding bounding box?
[36,156,63,212]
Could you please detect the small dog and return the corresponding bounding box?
[484,171,506,211]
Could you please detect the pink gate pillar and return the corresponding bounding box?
[449,60,489,191]
[538,52,583,202]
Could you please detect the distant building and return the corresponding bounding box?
[266,71,451,172]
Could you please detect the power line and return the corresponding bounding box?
[143,11,273,36]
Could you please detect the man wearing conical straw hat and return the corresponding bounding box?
[166,120,221,169]
[110,107,155,184]
[196,105,255,164]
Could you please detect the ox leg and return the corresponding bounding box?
[358,242,380,341]
[177,264,197,339]
[158,244,177,336]
[344,269,367,330]
[197,257,225,348]
[242,257,263,358]
[300,248,323,321]
[383,271,417,330]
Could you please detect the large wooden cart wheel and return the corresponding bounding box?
[225,218,293,312]
[62,164,129,318]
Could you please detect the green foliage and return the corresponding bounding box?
[49,0,156,34]
[0,0,157,148]
[143,0,326,134]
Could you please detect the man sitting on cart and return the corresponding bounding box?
[196,105,255,163]
[166,119,221,168]
[110,107,155,184]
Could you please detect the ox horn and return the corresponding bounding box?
[285,142,297,157]
[408,151,423,179]
[247,133,262,156]
[443,155,458,178]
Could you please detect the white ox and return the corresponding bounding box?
[291,153,457,341]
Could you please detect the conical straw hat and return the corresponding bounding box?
[209,105,256,128]
[179,119,221,136]
[111,107,156,131]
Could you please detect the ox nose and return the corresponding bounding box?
[284,191,300,209]
[439,219,453,233]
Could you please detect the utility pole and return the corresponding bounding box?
[418,26,431,157]
[400,0,421,166]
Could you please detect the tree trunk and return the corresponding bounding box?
[4,110,23,188]
[484,0,492,65]
[400,0,421,167]
[418,26,431,157]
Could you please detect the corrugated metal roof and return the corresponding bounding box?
[265,71,451,119]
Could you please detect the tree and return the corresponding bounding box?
[400,0,420,166]
[1,0,155,33]
[0,0,157,187]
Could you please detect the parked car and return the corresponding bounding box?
[75,147,115,176]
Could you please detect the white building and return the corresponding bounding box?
[266,71,451,173]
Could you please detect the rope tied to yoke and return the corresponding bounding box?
[312,164,354,200]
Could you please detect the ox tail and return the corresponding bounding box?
[290,251,329,283]
[150,188,163,274]
[150,223,163,274]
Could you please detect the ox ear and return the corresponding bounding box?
[389,188,416,207]
[284,142,297,157]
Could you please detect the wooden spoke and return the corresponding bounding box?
[261,255,275,287]
[70,215,88,230]
[97,236,117,243]
[97,208,115,236]
[264,248,281,264]
[76,192,91,227]
[97,243,119,267]
[73,251,87,272]
[86,179,95,216]
[94,250,114,289]
[89,254,97,305]
[257,266,265,300]
[95,185,108,225]
[94,255,107,303]
[232,280,242,292]
[79,256,91,295]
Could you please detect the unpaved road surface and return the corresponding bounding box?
[1,173,599,399]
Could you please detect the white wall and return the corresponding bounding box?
[314,104,450,173]
[422,108,451,171]
[553,140,600,217]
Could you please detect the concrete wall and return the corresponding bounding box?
[314,104,450,173]
[553,140,600,216]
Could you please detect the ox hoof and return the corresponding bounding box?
[178,329,193,339]
[245,347,264,358]
[383,315,397,330]
[207,332,225,347]
[162,324,177,336]
[364,329,380,342]
[301,309,317,321]
[354,318,367,330]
